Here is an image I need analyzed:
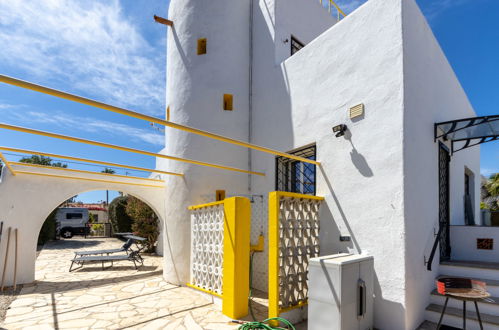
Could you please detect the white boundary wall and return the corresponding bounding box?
[450,226,499,263]
[0,164,165,287]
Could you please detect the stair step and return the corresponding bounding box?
[430,290,499,316]
[441,260,499,270]
[417,320,460,330]
[425,303,499,329]
[440,260,499,281]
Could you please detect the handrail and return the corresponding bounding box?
[426,225,444,271]
[319,0,347,20]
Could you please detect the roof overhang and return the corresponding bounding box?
[435,115,499,154]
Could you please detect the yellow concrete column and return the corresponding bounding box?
[222,196,251,319]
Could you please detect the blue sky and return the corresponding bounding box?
[0,0,497,203]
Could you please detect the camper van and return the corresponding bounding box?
[55,207,89,239]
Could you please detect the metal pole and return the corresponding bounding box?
[1,227,11,291]
[13,228,18,293]
[0,146,183,177]
[0,75,320,166]
[15,171,165,188]
[10,162,165,183]
[0,123,265,176]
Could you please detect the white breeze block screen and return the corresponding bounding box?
[190,203,225,295]
[279,196,321,309]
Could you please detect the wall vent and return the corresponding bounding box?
[349,103,364,119]
[477,238,493,250]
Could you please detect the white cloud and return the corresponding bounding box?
[0,0,165,115]
[3,109,164,146]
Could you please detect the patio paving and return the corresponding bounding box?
[1,237,253,329]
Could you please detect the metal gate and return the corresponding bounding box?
[438,143,451,260]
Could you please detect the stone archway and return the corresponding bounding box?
[0,164,166,287]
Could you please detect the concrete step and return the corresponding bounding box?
[438,274,499,296]
[440,260,499,281]
[425,303,499,330]
[430,290,499,316]
[416,320,460,330]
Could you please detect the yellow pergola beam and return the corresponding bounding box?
[330,0,347,17]
[0,151,16,176]
[0,75,320,166]
[0,146,183,177]
[0,123,265,176]
[14,170,164,188]
[9,162,164,183]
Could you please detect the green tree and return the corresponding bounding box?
[126,196,159,253]
[20,155,76,244]
[101,168,116,206]
[488,173,499,197]
[108,196,133,233]
[101,168,116,174]
[19,155,68,168]
[482,173,499,211]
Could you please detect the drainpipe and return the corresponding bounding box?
[248,0,254,194]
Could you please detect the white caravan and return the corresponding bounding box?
[55,207,89,239]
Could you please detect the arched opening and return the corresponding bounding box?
[35,188,164,270]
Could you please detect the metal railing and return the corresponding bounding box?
[319,0,347,20]
[426,225,444,271]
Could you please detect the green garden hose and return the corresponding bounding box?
[236,317,296,330]
[243,252,296,330]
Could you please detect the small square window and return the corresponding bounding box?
[197,38,207,55]
[223,94,233,111]
[290,36,305,56]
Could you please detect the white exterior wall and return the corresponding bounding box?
[0,165,165,287]
[159,0,480,327]
[450,226,499,263]
[251,0,408,327]
[163,0,251,285]
[402,0,480,328]
[247,0,337,295]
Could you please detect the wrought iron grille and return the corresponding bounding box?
[438,144,451,260]
[291,36,305,56]
[276,145,316,196]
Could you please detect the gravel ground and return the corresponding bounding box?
[0,286,23,324]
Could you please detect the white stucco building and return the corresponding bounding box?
[158,0,497,328]
[1,0,498,329]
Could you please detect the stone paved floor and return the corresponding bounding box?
[1,238,267,329]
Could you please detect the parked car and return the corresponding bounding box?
[55,207,90,239]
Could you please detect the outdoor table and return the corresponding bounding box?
[436,287,490,330]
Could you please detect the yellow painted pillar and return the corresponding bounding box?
[268,191,280,321]
[222,196,251,319]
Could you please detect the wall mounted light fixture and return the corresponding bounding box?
[332,124,348,137]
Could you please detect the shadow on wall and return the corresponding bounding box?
[319,166,406,329]
[344,131,374,178]
[373,271,406,328]
[319,165,362,254]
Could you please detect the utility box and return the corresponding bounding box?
[308,254,374,330]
